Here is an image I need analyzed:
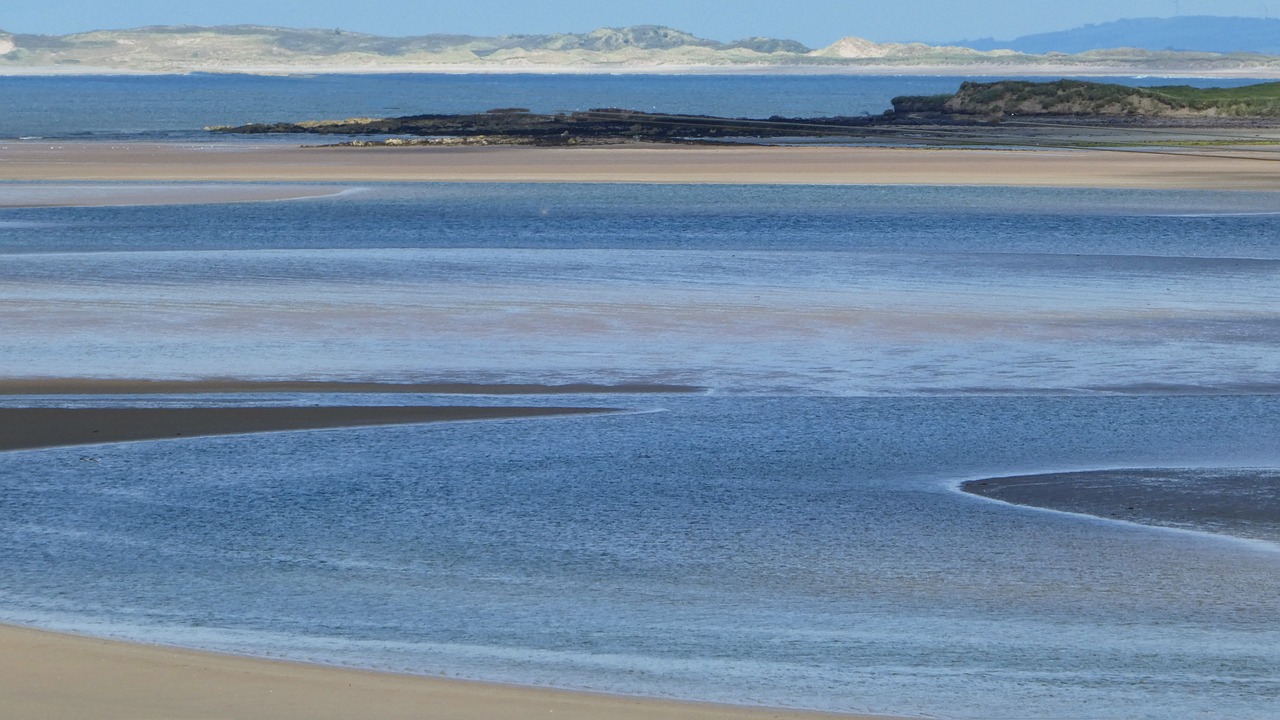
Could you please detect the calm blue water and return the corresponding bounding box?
[2,75,1280,718]
[1,394,1278,720]
[3,184,1279,395]
[0,73,1272,140]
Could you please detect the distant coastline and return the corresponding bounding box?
[5,23,1280,78]
[5,63,1280,79]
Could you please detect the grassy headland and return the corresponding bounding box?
[893,79,1280,118]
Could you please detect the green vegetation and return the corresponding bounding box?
[1065,139,1280,148]
[893,80,1280,118]
[1152,81,1280,114]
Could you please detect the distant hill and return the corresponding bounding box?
[0,25,815,71]
[3,23,1280,74]
[961,16,1280,55]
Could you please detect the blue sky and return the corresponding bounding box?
[7,1,1277,44]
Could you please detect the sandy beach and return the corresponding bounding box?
[3,141,1280,190]
[0,624,890,720]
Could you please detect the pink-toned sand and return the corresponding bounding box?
[3,141,1279,191]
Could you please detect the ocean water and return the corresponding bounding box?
[2,180,1279,719]
[0,72,1272,141]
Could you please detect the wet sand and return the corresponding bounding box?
[0,378,695,451]
[0,624,890,720]
[962,468,1280,544]
[3,141,1280,190]
[0,406,619,452]
[0,377,699,395]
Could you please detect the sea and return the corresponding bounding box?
[1,73,1279,720]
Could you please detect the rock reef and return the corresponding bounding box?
[210,81,1280,149]
[210,108,880,145]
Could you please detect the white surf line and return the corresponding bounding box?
[0,183,368,209]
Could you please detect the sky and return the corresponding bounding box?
[6,1,1277,45]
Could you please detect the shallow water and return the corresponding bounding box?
[1,394,1278,720]
[2,182,1280,719]
[2,183,1279,395]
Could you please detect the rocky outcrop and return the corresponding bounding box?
[211,92,1280,149]
[209,108,877,144]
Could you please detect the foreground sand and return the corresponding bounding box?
[0,624,891,720]
[3,141,1280,190]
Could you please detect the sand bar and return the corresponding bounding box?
[4,141,1280,190]
[962,469,1280,545]
[0,377,699,395]
[0,405,619,452]
[0,624,895,720]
